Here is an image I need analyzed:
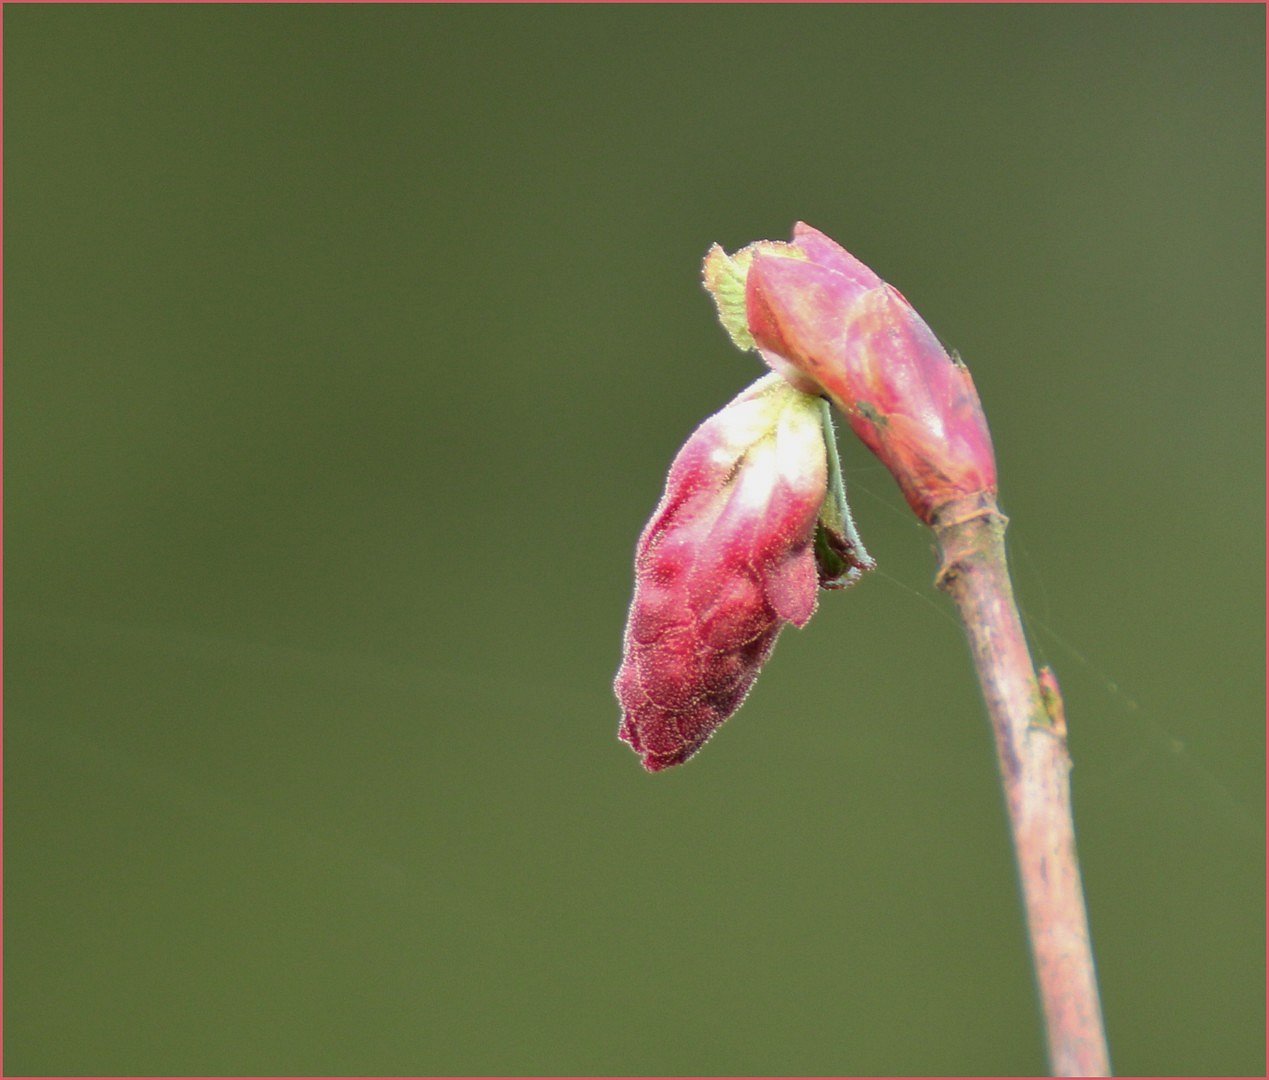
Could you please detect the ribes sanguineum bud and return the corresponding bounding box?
[707,223,997,524]
[615,373,872,771]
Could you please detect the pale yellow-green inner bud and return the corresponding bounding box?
[715,374,826,500]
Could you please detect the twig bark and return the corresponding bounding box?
[932,493,1111,1077]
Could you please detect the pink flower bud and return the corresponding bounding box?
[615,374,872,771]
[718,222,997,523]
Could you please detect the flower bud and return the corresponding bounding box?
[615,374,872,771]
[708,223,997,523]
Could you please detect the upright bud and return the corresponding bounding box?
[706,223,997,524]
[615,374,872,771]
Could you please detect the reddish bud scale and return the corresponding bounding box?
[744,223,997,523]
[615,376,829,771]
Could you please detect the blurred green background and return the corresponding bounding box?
[5,5,1263,1076]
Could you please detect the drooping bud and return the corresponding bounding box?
[615,373,873,771]
[707,223,997,524]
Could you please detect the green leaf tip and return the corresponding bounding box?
[702,244,756,351]
[702,239,805,354]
